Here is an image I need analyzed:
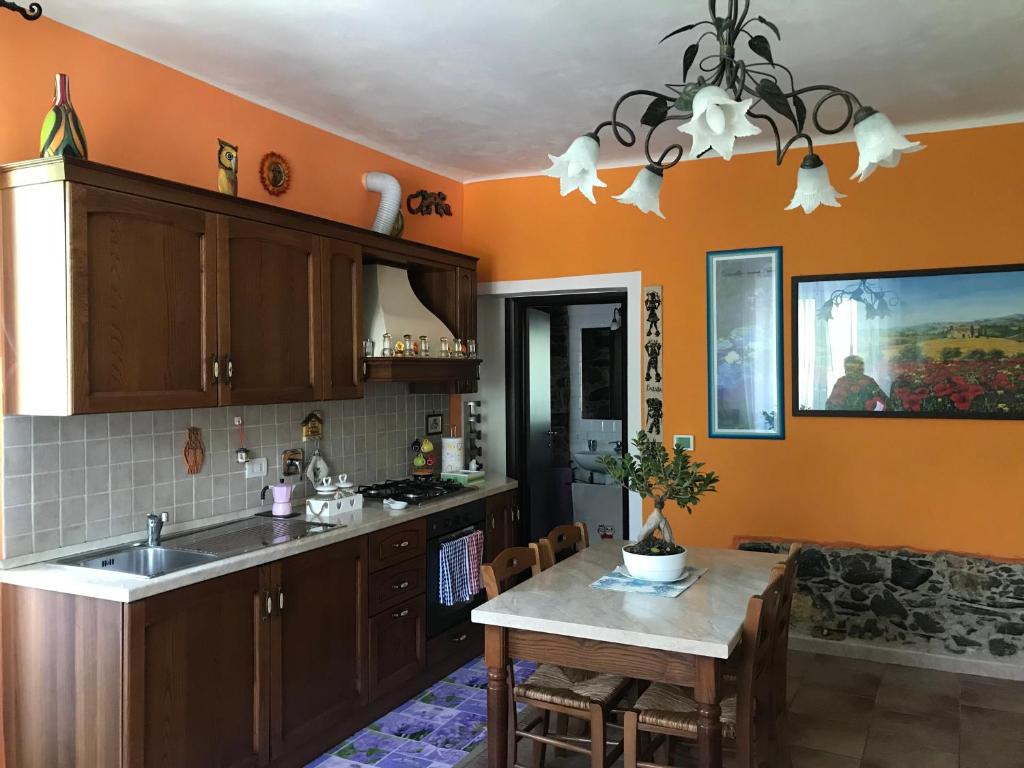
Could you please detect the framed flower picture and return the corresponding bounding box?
[793,264,1024,419]
[707,247,784,439]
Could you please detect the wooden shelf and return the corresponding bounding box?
[362,356,480,384]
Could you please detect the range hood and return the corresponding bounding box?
[363,264,454,351]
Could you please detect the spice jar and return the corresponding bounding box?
[439,337,450,358]
[419,335,430,357]
[382,333,394,357]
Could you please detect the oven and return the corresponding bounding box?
[425,499,486,639]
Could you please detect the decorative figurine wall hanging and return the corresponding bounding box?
[259,152,291,196]
[643,285,664,439]
[39,73,88,159]
[406,190,453,217]
[2,1,42,20]
[183,427,206,475]
[217,138,239,195]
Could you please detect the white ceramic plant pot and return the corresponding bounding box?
[622,545,687,582]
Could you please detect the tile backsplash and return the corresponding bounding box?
[2,384,448,559]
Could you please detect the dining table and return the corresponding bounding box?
[470,539,783,768]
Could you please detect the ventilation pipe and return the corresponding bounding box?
[363,172,402,234]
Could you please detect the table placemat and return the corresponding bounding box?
[590,565,708,598]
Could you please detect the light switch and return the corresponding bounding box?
[245,457,268,479]
[673,435,694,451]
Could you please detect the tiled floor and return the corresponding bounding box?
[455,651,1024,768]
[306,657,536,768]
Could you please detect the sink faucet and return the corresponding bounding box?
[609,440,623,453]
[147,512,168,547]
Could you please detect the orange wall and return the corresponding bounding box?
[0,16,463,251]
[463,123,1024,560]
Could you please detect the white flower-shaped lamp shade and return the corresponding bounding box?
[678,85,761,161]
[543,134,606,203]
[786,154,846,214]
[851,108,924,182]
[613,165,665,219]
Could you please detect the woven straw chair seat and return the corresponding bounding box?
[514,664,628,710]
[634,683,738,740]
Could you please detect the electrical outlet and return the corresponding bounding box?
[233,416,244,426]
[245,457,268,479]
[674,435,694,451]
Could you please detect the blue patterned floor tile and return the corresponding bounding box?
[369,712,436,741]
[418,681,477,709]
[334,731,408,765]
[375,753,436,768]
[395,700,457,725]
[394,739,468,766]
[306,756,370,768]
[421,711,487,751]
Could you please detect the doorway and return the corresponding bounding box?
[507,293,630,545]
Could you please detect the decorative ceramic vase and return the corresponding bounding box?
[39,73,88,159]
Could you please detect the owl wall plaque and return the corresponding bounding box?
[217,138,238,196]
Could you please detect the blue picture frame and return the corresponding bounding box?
[707,247,785,439]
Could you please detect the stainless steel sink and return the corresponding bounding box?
[60,545,217,578]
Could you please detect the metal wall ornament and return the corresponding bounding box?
[259,152,291,196]
[1,1,42,20]
[406,190,453,217]
[544,0,924,219]
[643,285,664,439]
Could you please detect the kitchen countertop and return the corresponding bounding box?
[0,476,517,603]
[472,539,782,658]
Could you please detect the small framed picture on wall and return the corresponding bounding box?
[425,413,443,435]
[707,247,785,439]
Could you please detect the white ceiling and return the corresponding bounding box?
[46,0,1024,181]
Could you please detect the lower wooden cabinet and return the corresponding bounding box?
[368,594,426,699]
[125,567,266,768]
[269,537,368,761]
[485,490,518,561]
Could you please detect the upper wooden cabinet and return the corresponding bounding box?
[321,238,363,400]
[70,186,220,413]
[0,157,477,414]
[218,217,321,405]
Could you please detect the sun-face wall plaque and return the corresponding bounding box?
[259,152,291,196]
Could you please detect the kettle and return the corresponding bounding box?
[260,479,294,517]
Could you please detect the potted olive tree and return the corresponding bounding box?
[599,431,719,581]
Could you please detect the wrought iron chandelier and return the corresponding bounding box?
[544,0,923,219]
[1,1,42,20]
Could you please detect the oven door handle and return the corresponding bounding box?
[438,525,480,545]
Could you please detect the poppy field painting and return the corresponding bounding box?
[793,264,1024,420]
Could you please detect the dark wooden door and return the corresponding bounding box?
[485,490,515,561]
[67,184,219,412]
[217,217,321,404]
[269,537,368,760]
[124,567,267,768]
[368,594,426,700]
[320,238,363,400]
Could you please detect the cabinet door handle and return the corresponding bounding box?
[277,586,285,613]
[226,357,234,385]
[211,355,220,384]
[451,633,468,643]
[392,540,410,549]
[490,515,495,530]
[393,580,410,590]
[392,609,410,619]
[263,590,273,620]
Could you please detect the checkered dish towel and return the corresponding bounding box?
[439,529,485,606]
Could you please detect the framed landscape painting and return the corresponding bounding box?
[793,264,1024,419]
[707,247,784,439]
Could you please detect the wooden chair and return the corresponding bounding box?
[622,571,787,768]
[481,546,630,768]
[536,522,590,571]
[768,543,802,740]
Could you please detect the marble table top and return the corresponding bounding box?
[471,540,783,659]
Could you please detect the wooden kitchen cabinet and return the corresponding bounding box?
[320,238,363,400]
[485,489,518,560]
[368,594,426,699]
[0,157,478,413]
[217,217,321,405]
[124,566,267,768]
[268,537,368,761]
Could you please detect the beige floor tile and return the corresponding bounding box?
[805,657,883,699]
[874,682,959,720]
[959,730,1024,768]
[860,711,958,768]
[880,663,961,697]
[960,704,1024,744]
[790,686,876,726]
[960,674,1024,715]
[787,711,870,759]
[786,745,861,768]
